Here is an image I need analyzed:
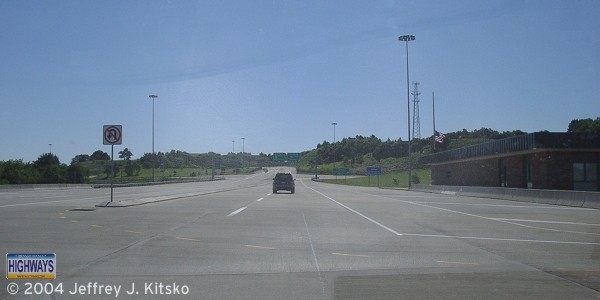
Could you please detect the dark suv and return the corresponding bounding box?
[273,172,295,194]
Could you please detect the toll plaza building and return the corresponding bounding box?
[420,132,600,191]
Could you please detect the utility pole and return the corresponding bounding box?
[412,82,421,140]
[148,94,158,182]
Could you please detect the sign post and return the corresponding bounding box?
[103,125,122,203]
[366,166,382,187]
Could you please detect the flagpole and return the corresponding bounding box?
[432,92,436,152]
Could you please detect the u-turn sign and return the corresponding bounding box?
[103,125,122,145]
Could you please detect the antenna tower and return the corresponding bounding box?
[411,82,421,139]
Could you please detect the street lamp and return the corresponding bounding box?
[149,94,158,182]
[48,144,52,154]
[331,122,338,143]
[241,137,245,170]
[399,34,415,189]
[232,140,235,153]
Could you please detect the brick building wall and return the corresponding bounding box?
[430,151,599,191]
[431,158,498,187]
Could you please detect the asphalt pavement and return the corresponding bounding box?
[0,168,598,299]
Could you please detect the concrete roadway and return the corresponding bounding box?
[0,168,599,299]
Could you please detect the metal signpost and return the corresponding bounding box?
[333,167,349,183]
[103,125,122,203]
[366,166,382,187]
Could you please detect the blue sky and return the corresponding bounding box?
[1,0,599,163]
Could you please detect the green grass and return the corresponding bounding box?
[321,168,431,189]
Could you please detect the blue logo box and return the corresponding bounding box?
[6,253,56,279]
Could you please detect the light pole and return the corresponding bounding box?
[399,34,415,189]
[149,94,158,182]
[331,122,337,143]
[241,137,245,170]
[48,144,52,154]
[232,140,235,154]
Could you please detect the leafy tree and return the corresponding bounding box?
[67,164,89,183]
[91,150,110,161]
[118,148,133,161]
[124,161,140,176]
[0,160,32,184]
[71,154,91,164]
[33,154,66,184]
[568,118,600,134]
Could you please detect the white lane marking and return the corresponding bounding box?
[256,198,264,202]
[400,232,600,245]
[332,252,369,258]
[304,184,403,236]
[410,201,595,210]
[125,230,143,234]
[488,218,600,226]
[437,260,478,265]
[368,194,600,236]
[175,237,200,241]
[302,211,327,299]
[307,183,600,245]
[244,244,276,250]
[227,206,247,217]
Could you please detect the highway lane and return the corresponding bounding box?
[0,172,274,208]
[1,169,599,299]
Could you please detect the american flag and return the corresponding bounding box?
[435,131,445,143]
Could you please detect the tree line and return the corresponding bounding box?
[0,149,275,184]
[0,153,88,184]
[2,118,597,184]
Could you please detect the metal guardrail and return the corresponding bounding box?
[420,132,600,165]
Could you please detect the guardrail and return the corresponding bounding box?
[0,184,92,190]
[420,132,600,165]
[410,184,600,209]
[92,176,225,188]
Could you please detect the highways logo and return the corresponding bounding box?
[6,253,56,279]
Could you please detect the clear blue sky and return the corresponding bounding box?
[1,0,599,163]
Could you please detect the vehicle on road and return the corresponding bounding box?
[273,172,295,194]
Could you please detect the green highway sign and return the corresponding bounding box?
[272,153,302,164]
[273,153,287,163]
[286,153,301,163]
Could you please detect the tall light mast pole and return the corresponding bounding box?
[149,94,158,182]
[399,34,415,189]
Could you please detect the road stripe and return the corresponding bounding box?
[90,225,103,228]
[400,232,600,245]
[488,218,600,226]
[302,211,327,300]
[175,237,200,241]
[370,194,600,236]
[437,260,478,265]
[256,198,264,202]
[332,252,369,258]
[411,201,595,210]
[304,184,403,236]
[125,230,143,234]
[244,244,276,250]
[227,206,247,217]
